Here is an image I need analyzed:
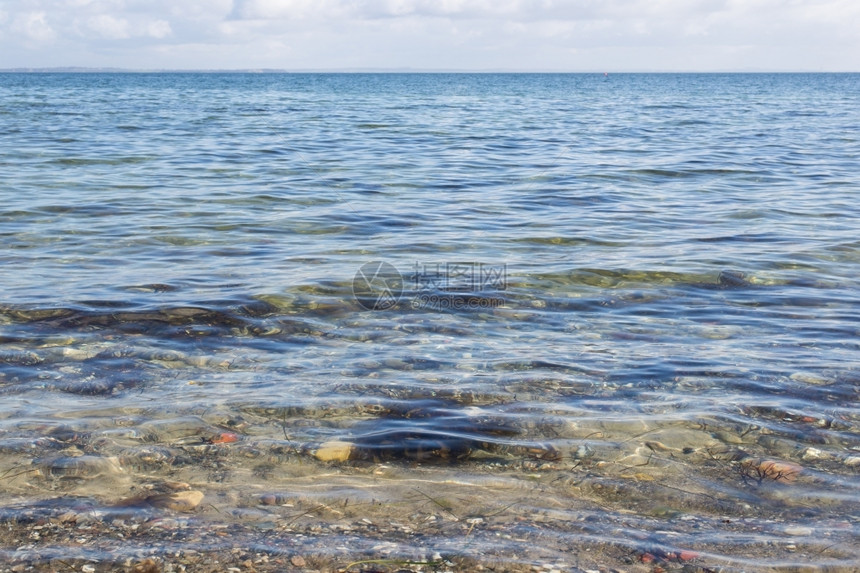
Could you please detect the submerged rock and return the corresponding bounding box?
[718,270,752,288]
[146,490,204,512]
[790,372,831,386]
[314,440,354,462]
[34,453,124,481]
[739,458,803,483]
[310,400,559,464]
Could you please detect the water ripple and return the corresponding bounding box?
[1,72,859,570]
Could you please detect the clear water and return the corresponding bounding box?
[1,73,859,571]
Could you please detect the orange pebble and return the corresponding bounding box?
[640,552,656,563]
[211,432,239,444]
[679,550,700,561]
[757,459,802,482]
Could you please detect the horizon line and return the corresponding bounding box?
[1,67,857,74]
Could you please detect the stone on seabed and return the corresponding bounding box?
[315,440,354,462]
[148,490,204,511]
[789,371,830,385]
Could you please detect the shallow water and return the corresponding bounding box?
[1,72,859,571]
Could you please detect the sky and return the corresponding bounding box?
[1,0,858,71]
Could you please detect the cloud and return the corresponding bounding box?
[0,0,857,70]
[85,14,130,39]
[74,12,171,41]
[146,20,172,39]
[225,0,731,22]
[12,11,56,44]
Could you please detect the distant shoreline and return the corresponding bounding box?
[1,68,856,74]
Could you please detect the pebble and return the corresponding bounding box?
[574,445,592,459]
[753,459,803,482]
[802,447,825,461]
[715,431,744,445]
[844,455,860,467]
[314,440,353,462]
[290,555,306,567]
[617,453,650,467]
[147,490,204,512]
[784,526,813,536]
[640,552,655,563]
[210,432,240,444]
[643,427,717,450]
[789,372,830,385]
[644,440,676,452]
[61,347,96,361]
[57,511,78,524]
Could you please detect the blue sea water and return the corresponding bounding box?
[0,73,859,570]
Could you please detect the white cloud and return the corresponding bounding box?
[0,0,857,70]
[74,12,171,41]
[146,19,171,39]
[86,14,129,39]
[13,11,56,44]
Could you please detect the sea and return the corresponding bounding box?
[0,72,858,571]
